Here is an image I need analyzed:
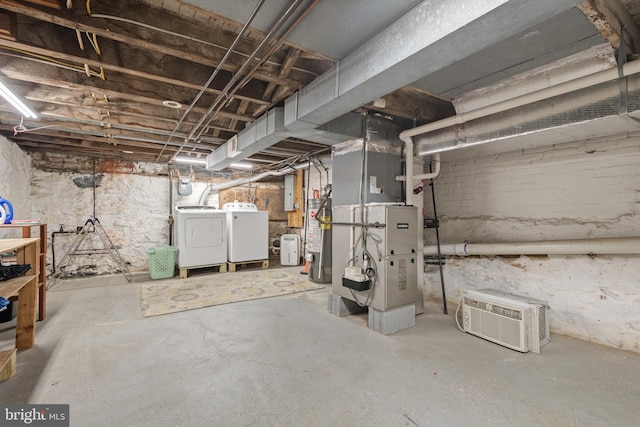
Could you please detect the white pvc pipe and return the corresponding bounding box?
[395,60,640,207]
[396,138,442,204]
[396,153,441,182]
[424,238,640,256]
[408,59,640,145]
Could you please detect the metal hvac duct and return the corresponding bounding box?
[415,72,640,156]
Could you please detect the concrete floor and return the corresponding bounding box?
[1,269,639,426]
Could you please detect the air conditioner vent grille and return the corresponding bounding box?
[468,307,522,347]
[464,297,522,320]
[539,306,548,341]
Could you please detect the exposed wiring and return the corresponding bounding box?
[189,0,308,145]
[75,29,84,51]
[346,228,381,308]
[0,48,105,79]
[155,0,267,163]
[13,117,55,135]
[85,32,102,55]
[86,13,320,77]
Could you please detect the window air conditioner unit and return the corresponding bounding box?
[461,289,550,354]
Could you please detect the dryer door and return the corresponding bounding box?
[185,216,224,248]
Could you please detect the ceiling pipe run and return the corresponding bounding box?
[198,162,309,205]
[157,0,267,163]
[424,237,640,256]
[414,59,640,155]
[188,0,307,145]
[395,59,640,201]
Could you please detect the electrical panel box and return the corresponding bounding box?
[284,174,295,211]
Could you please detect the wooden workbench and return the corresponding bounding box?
[0,237,39,380]
[0,224,47,320]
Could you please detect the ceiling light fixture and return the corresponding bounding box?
[230,162,252,169]
[172,156,207,165]
[162,100,183,109]
[122,150,134,154]
[0,78,37,119]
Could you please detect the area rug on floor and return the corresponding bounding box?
[140,268,323,317]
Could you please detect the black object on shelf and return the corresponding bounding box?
[0,264,31,282]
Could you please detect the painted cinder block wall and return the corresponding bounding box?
[423,133,640,352]
[0,136,32,239]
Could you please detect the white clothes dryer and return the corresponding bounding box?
[174,206,227,268]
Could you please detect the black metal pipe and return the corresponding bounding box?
[429,163,448,314]
[314,188,385,229]
[51,226,75,274]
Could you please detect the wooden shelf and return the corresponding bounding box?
[0,349,16,380]
[0,274,37,296]
[0,237,39,380]
[0,237,39,254]
[0,224,47,321]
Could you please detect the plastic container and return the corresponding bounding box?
[0,301,17,323]
[147,246,177,280]
[0,196,13,224]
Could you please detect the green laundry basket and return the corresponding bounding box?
[147,246,177,279]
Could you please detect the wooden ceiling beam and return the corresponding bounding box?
[1,0,318,88]
[152,0,334,62]
[0,123,217,154]
[0,37,270,109]
[578,0,640,54]
[0,57,254,124]
[18,141,166,162]
[21,85,235,135]
[10,133,189,156]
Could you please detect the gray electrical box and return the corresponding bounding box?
[284,174,295,211]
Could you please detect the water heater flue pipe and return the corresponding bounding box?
[424,237,640,256]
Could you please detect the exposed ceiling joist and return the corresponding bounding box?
[0,0,637,167]
[579,0,640,54]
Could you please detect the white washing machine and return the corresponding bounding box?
[174,206,227,268]
[223,201,269,262]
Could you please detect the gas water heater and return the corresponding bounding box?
[306,196,332,283]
